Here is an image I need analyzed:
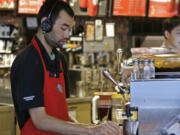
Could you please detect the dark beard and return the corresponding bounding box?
[44,33,62,48]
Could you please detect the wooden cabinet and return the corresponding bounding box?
[68,101,91,124]
[0,103,15,135]
[16,123,20,135]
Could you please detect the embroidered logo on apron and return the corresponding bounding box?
[57,83,63,93]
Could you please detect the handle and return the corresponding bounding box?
[92,95,100,124]
[103,70,126,94]
[116,48,123,74]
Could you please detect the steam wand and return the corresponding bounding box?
[103,70,126,93]
[103,70,134,121]
[103,69,128,101]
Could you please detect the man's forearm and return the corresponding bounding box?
[34,114,93,135]
[29,107,122,135]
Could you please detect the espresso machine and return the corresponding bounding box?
[130,79,180,135]
[94,45,180,134]
[103,69,180,135]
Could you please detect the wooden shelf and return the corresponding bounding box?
[0,50,11,54]
[0,37,15,40]
[0,65,11,68]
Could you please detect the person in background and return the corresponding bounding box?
[161,16,180,53]
[10,0,122,135]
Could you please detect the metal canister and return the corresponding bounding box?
[76,81,87,97]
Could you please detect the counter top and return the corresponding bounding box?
[0,88,93,104]
[67,97,92,104]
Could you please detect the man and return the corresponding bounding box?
[162,16,180,53]
[10,0,122,135]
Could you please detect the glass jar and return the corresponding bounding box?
[111,93,123,125]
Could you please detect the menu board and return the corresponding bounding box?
[18,0,67,14]
[0,0,15,10]
[148,0,178,18]
[18,0,45,14]
[113,0,147,16]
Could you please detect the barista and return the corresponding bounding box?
[10,0,122,135]
[161,16,180,53]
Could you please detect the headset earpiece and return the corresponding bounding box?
[41,1,59,33]
[41,15,52,33]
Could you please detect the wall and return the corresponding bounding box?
[75,16,132,59]
[0,8,166,59]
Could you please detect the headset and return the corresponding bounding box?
[41,1,59,33]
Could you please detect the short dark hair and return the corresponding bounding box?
[37,0,74,26]
[163,16,180,33]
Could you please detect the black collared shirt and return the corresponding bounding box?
[35,36,61,77]
[10,36,70,129]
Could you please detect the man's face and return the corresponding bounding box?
[44,10,74,48]
[166,25,180,50]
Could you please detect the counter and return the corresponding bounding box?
[67,96,92,124]
[0,88,93,135]
[67,96,92,104]
[0,87,92,104]
[0,88,92,124]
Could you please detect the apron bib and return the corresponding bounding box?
[21,37,69,135]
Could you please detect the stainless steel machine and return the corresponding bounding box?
[130,79,180,135]
[103,69,180,135]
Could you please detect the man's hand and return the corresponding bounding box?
[91,121,122,135]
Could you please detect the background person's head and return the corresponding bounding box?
[37,0,75,49]
[163,16,180,50]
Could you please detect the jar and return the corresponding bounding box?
[76,81,87,97]
[111,93,123,125]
